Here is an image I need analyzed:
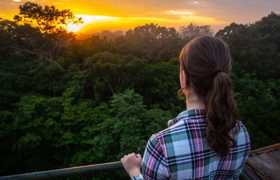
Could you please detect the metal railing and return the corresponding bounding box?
[0,161,123,180]
[2,144,278,180]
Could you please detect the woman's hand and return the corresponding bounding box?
[121,153,142,177]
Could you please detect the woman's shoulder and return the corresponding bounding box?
[233,120,251,147]
[167,110,189,127]
[149,110,190,142]
[176,110,189,118]
[148,109,207,146]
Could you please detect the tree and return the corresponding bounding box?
[179,23,213,40]
[14,1,82,34]
[1,87,171,179]
[115,23,182,61]
[1,2,83,73]
[216,12,280,79]
[13,1,82,66]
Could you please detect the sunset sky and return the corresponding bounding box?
[1,0,280,33]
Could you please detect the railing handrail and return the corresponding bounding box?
[0,161,123,180]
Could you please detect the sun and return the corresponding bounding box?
[67,14,117,33]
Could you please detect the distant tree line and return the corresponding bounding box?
[0,2,279,179]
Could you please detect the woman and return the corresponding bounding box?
[121,36,251,180]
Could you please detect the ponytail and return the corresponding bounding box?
[206,71,238,156]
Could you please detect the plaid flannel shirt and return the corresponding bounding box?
[132,109,250,180]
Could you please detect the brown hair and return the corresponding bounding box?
[179,36,238,156]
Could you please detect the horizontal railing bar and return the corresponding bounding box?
[0,161,123,180]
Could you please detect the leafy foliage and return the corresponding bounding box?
[14,1,82,34]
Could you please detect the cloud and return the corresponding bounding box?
[166,10,193,16]
[163,9,225,26]
[193,1,199,5]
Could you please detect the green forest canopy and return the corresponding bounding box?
[0,2,279,179]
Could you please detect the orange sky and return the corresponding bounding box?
[1,0,280,33]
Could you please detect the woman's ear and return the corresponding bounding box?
[179,64,190,97]
[180,65,187,89]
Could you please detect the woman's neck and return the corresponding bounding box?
[186,92,205,110]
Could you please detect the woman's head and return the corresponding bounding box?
[179,36,238,156]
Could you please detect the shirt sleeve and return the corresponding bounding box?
[140,134,169,180]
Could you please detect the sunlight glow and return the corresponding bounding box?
[66,13,225,33]
[67,14,118,32]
